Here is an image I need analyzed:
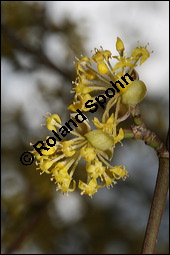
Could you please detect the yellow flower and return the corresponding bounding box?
[93,113,116,134]
[68,94,94,112]
[86,161,106,179]
[68,37,150,110]
[92,50,112,63]
[61,141,76,157]
[131,46,150,65]
[78,179,98,197]
[39,159,56,174]
[92,113,124,145]
[43,113,61,132]
[80,147,96,162]
[31,112,127,197]
[53,166,76,193]
[109,165,128,180]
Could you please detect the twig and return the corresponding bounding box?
[123,105,169,253]
[141,155,169,254]
[123,126,168,158]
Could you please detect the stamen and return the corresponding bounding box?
[75,57,80,61]
[96,153,113,168]
[69,154,81,177]
[72,140,87,150]
[128,55,142,75]
[69,130,86,138]
[102,94,120,123]
[103,59,117,81]
[115,96,121,121]
[85,64,111,85]
[52,154,66,163]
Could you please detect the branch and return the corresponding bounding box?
[141,155,169,254]
[126,105,169,158]
[123,126,168,158]
[123,105,169,254]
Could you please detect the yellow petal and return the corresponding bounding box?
[50,114,61,124]
[93,117,103,129]
[114,128,124,144]
[106,113,115,124]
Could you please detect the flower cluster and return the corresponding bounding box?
[32,112,127,197]
[31,37,150,197]
[68,37,149,112]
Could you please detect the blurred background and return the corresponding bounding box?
[1,1,169,254]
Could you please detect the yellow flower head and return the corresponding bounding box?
[31,112,127,197]
[68,37,150,111]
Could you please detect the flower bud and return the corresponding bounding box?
[97,62,109,74]
[121,80,147,105]
[116,37,125,54]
